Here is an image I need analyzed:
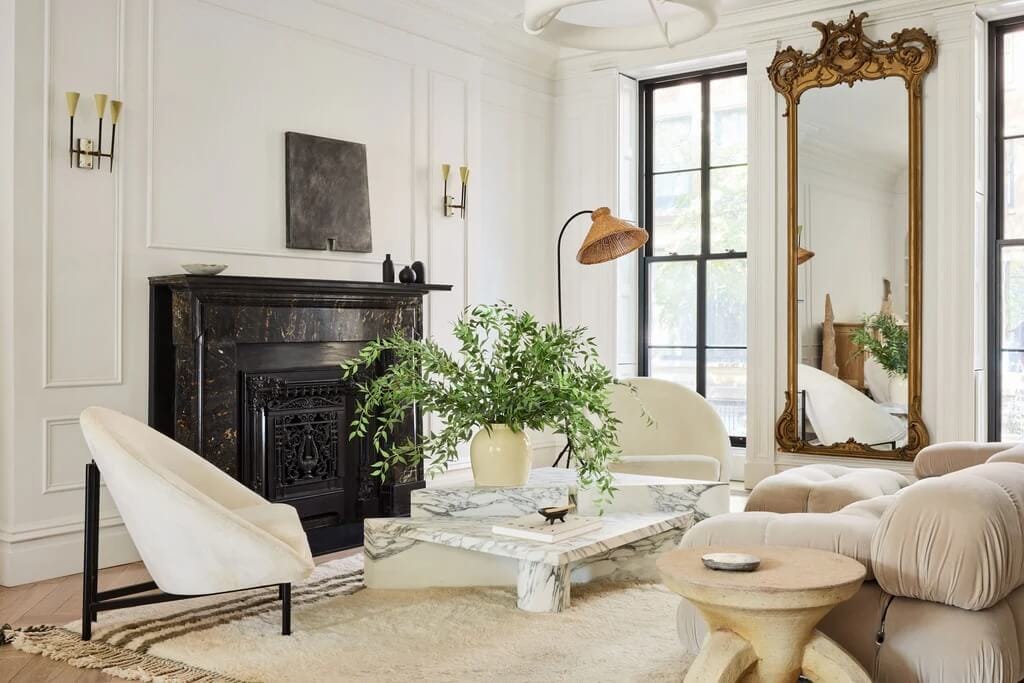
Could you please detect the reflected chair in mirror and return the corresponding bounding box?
[78,407,315,640]
[798,364,906,449]
[607,377,731,482]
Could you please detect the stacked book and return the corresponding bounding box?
[491,514,602,543]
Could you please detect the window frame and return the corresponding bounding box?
[990,17,1024,440]
[638,64,748,447]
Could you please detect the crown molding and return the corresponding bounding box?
[553,0,975,80]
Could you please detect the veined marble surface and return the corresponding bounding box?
[411,485,570,518]
[364,512,691,566]
[413,467,728,520]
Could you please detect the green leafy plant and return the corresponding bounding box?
[340,303,627,503]
[850,313,908,378]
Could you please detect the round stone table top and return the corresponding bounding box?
[658,545,866,611]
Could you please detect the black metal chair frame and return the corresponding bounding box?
[81,460,292,640]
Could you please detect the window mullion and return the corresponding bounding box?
[696,77,711,397]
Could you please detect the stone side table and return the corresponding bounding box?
[658,545,870,683]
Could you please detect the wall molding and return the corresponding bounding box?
[143,0,419,265]
[41,415,96,495]
[41,0,125,388]
[0,517,136,587]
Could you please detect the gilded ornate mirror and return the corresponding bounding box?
[769,12,936,460]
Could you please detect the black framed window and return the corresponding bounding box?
[991,18,1024,440]
[639,65,748,446]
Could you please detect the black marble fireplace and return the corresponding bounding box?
[148,275,451,554]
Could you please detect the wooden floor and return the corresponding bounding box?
[0,549,358,682]
[0,490,749,682]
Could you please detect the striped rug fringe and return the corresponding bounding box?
[2,623,247,682]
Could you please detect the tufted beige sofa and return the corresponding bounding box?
[913,440,1024,478]
[744,463,909,514]
[677,462,1024,682]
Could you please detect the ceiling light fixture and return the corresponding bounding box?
[523,0,719,51]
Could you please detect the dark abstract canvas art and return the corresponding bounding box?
[285,132,372,252]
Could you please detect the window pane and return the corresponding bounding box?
[649,261,697,346]
[710,166,747,253]
[653,83,701,172]
[1006,140,1024,239]
[654,171,701,255]
[707,259,747,346]
[650,348,697,390]
[710,75,747,166]
[1005,31,1024,138]
[1002,351,1024,440]
[1003,246,1024,348]
[708,348,747,437]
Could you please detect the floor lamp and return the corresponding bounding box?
[553,207,649,467]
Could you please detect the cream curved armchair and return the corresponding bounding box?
[78,407,314,640]
[608,378,731,482]
[798,364,906,449]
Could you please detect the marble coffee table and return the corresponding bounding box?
[410,467,729,519]
[365,511,691,612]
[363,468,727,612]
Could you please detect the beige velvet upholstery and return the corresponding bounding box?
[912,440,1018,478]
[675,463,1024,682]
[873,462,1024,611]
[607,377,730,482]
[987,442,1024,465]
[80,407,314,596]
[744,463,908,513]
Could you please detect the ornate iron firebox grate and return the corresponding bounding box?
[242,369,371,536]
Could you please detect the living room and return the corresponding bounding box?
[0,0,1020,681]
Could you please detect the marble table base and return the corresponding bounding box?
[364,517,690,613]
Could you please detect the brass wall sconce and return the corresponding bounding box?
[66,92,122,172]
[441,163,468,217]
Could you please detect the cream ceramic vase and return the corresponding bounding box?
[469,424,532,486]
[889,376,909,406]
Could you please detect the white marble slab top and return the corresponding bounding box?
[430,467,710,490]
[364,511,692,566]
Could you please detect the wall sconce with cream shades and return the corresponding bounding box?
[441,164,468,218]
[65,92,122,171]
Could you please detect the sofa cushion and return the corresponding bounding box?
[987,442,1024,466]
[745,464,909,514]
[914,441,1019,479]
[679,502,887,579]
[873,462,1024,611]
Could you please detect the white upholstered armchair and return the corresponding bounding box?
[607,377,731,482]
[78,407,314,640]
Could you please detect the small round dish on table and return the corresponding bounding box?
[658,545,869,683]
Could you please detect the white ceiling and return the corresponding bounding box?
[468,0,789,26]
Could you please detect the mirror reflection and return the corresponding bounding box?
[796,78,909,450]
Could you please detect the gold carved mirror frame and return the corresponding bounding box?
[768,12,937,460]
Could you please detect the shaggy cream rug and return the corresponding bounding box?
[3,555,694,682]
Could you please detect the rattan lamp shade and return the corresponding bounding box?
[576,207,649,264]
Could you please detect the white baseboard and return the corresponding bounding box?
[0,522,140,587]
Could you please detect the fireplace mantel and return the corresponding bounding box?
[148,274,452,553]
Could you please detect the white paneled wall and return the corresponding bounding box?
[0,0,555,585]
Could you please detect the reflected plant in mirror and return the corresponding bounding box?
[851,314,908,379]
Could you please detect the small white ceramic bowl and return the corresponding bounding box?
[181,263,228,276]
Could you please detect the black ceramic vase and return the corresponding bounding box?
[382,254,395,283]
[411,261,426,284]
[398,266,415,284]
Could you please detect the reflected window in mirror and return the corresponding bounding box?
[990,17,1024,441]
[639,65,748,446]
